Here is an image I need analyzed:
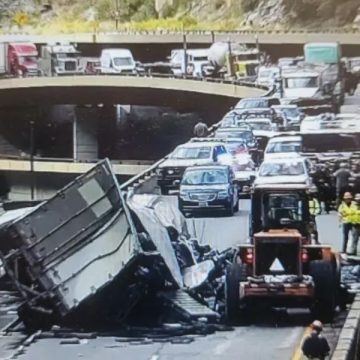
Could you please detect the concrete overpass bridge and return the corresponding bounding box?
[0,75,265,112]
[0,75,266,200]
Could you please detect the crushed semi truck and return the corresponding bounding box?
[0,160,222,330]
[0,42,38,77]
[225,183,341,322]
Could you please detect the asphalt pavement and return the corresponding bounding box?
[14,196,311,360]
[12,91,360,360]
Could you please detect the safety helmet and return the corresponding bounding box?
[311,320,323,331]
[344,192,353,200]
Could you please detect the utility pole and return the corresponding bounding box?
[182,24,188,76]
[114,0,120,31]
[29,119,35,200]
[227,38,233,77]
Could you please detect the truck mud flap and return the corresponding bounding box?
[158,290,220,323]
[0,159,143,329]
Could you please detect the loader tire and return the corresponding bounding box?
[309,260,337,322]
[225,263,246,324]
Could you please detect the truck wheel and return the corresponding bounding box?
[309,260,336,322]
[225,263,246,324]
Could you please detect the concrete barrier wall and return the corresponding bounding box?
[332,294,360,360]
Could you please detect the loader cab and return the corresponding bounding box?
[250,185,313,239]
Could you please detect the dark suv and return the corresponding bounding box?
[178,165,239,217]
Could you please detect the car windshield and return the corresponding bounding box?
[19,56,37,64]
[226,141,248,155]
[237,99,268,109]
[284,77,318,88]
[216,130,253,141]
[259,161,305,176]
[266,141,302,154]
[182,169,228,185]
[281,108,300,118]
[171,146,211,159]
[113,57,133,66]
[247,121,272,131]
[57,53,77,59]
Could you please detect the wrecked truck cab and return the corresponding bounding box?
[0,159,189,330]
[225,183,340,323]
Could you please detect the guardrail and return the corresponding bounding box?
[0,71,269,92]
[2,29,360,37]
[0,154,154,166]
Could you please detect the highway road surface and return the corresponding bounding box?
[10,89,360,360]
[13,200,343,360]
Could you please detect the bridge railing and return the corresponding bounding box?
[0,71,270,92]
[2,29,360,37]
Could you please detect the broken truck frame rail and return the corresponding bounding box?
[0,159,148,328]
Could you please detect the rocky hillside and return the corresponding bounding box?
[0,0,359,33]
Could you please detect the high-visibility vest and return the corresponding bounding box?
[309,199,321,216]
[338,202,357,224]
[352,204,360,224]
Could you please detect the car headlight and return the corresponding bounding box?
[179,192,190,200]
[167,169,174,175]
[217,190,229,199]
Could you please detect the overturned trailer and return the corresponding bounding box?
[0,160,185,329]
[0,160,221,329]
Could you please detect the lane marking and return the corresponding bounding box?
[291,326,312,360]
[213,340,233,355]
[277,327,303,349]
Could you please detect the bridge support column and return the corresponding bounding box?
[73,106,99,161]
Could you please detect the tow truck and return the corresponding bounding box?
[225,183,340,322]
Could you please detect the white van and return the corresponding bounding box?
[100,48,137,74]
[256,66,280,87]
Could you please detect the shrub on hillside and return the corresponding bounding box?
[241,0,260,13]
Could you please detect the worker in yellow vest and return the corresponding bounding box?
[309,193,321,217]
[308,188,321,244]
[338,192,357,254]
[350,193,360,256]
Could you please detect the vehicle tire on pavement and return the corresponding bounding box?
[309,260,337,322]
[225,202,234,217]
[225,263,247,324]
[233,199,239,213]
